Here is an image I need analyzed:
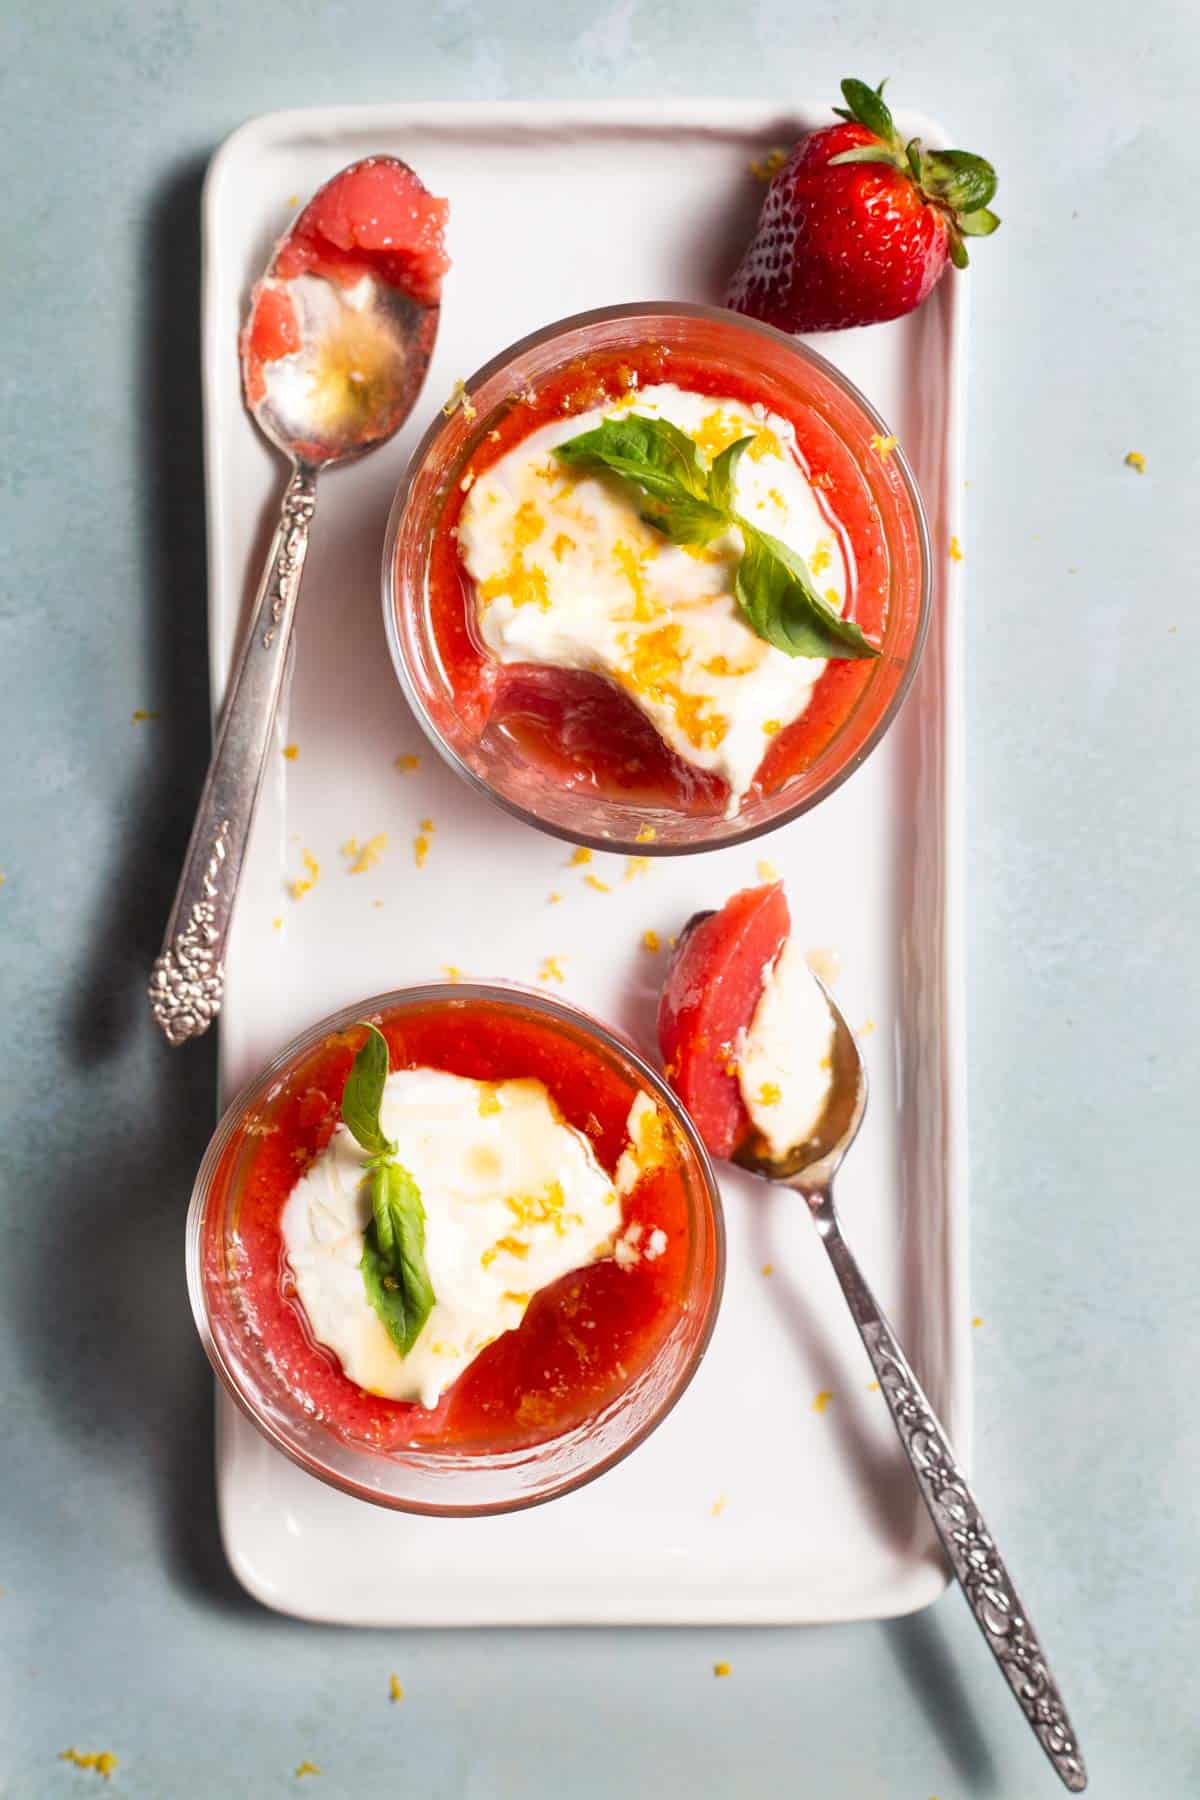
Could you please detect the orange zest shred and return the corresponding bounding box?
[642,929,661,953]
[389,1673,404,1703]
[481,1234,531,1268]
[288,849,320,900]
[538,955,565,984]
[1124,450,1146,473]
[282,742,299,760]
[584,874,611,893]
[949,535,964,562]
[395,753,421,772]
[812,1390,834,1414]
[442,378,476,422]
[59,1749,118,1779]
[713,1661,732,1678]
[869,433,898,456]
[749,147,787,181]
[341,834,386,874]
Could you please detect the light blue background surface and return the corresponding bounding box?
[2,2,1197,1794]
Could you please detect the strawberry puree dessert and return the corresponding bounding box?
[242,157,448,460]
[189,988,722,1509]
[387,307,928,849]
[658,882,835,1162]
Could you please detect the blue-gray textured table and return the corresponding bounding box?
[2,3,1196,1795]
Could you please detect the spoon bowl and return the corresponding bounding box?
[732,969,867,1192]
[248,266,437,469]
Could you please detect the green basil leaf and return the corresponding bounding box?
[707,436,753,515]
[838,77,896,148]
[556,414,709,500]
[734,522,880,661]
[341,1022,394,1158]
[361,1161,435,1357]
[556,415,728,545]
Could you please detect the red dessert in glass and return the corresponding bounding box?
[188,985,722,1515]
[385,304,929,854]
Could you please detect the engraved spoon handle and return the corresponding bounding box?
[812,1194,1087,1792]
[149,464,317,1045]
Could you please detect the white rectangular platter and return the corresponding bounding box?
[203,99,968,1626]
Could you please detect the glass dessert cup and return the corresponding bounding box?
[383,302,930,854]
[187,982,724,1516]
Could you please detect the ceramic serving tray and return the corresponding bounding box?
[201,99,969,1625]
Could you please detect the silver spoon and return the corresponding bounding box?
[718,932,1088,1792]
[149,160,439,1045]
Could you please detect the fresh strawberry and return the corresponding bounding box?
[727,78,999,333]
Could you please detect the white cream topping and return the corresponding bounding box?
[456,383,849,814]
[737,936,836,1158]
[280,1068,666,1408]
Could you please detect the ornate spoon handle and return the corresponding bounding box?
[812,1194,1087,1793]
[149,464,317,1045]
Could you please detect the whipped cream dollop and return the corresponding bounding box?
[456,383,850,813]
[736,936,836,1158]
[280,1068,666,1407]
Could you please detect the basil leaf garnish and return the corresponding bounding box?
[707,435,753,515]
[340,1022,435,1358]
[360,1161,435,1357]
[340,1021,395,1158]
[553,414,879,662]
[736,523,879,661]
[556,415,728,546]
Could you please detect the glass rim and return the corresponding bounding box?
[186,978,727,1517]
[381,299,932,857]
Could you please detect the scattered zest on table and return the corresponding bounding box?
[554,415,878,662]
[59,1748,118,1780]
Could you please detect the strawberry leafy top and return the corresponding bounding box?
[829,78,1000,269]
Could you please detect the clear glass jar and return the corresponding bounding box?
[187,982,724,1516]
[383,302,929,854]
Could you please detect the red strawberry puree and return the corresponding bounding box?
[428,344,888,815]
[207,1002,698,1454]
